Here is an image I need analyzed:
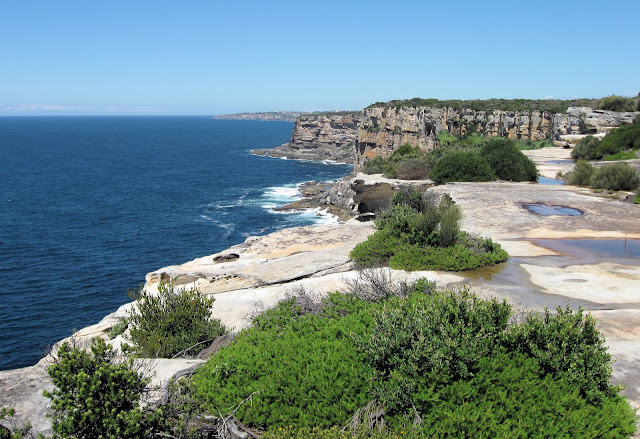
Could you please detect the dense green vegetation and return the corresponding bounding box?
[572,124,640,160]
[350,189,508,271]
[125,283,227,358]
[363,135,539,183]
[366,97,602,113]
[44,338,163,439]
[598,94,638,112]
[367,94,639,113]
[191,284,635,438]
[39,275,636,438]
[563,161,640,191]
[192,292,377,429]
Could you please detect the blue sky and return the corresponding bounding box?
[1,0,638,115]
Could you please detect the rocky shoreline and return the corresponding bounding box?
[2,148,640,436]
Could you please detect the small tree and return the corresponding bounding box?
[127,283,227,358]
[44,338,161,439]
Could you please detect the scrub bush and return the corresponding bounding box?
[127,283,227,358]
[479,138,538,181]
[351,189,508,271]
[571,135,601,159]
[44,338,162,439]
[191,284,635,437]
[590,163,640,191]
[594,124,640,159]
[360,291,635,437]
[567,160,595,186]
[429,151,495,184]
[395,159,429,180]
[598,95,637,112]
[505,305,613,402]
[192,294,377,430]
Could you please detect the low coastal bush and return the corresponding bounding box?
[126,283,227,358]
[429,151,495,184]
[604,150,638,160]
[573,125,640,160]
[479,138,538,181]
[192,285,635,437]
[350,189,508,271]
[192,293,377,430]
[567,160,595,186]
[598,94,637,112]
[594,124,640,158]
[395,158,429,180]
[590,162,640,191]
[571,135,601,160]
[44,338,163,439]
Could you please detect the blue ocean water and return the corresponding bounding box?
[0,117,352,370]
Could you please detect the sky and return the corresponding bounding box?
[1,0,638,116]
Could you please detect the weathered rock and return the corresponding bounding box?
[354,106,640,169]
[254,113,360,162]
[213,253,239,263]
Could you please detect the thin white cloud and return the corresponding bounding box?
[0,103,175,115]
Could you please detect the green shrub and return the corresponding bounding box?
[395,159,429,180]
[598,95,637,112]
[604,150,638,160]
[505,305,614,402]
[192,294,377,430]
[362,156,391,175]
[361,290,511,413]
[411,351,635,438]
[593,124,640,159]
[568,160,595,186]
[44,338,162,439]
[191,285,635,437]
[429,151,495,184]
[127,283,227,358]
[571,135,601,159]
[437,195,461,247]
[389,241,508,271]
[359,291,635,437]
[479,138,538,181]
[634,189,640,204]
[351,190,508,271]
[108,318,128,339]
[390,187,426,212]
[389,143,421,160]
[349,230,403,267]
[590,163,640,191]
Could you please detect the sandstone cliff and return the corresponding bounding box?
[253,106,638,168]
[253,113,361,162]
[354,106,639,168]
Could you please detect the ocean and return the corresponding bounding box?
[0,116,352,370]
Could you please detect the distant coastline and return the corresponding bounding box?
[214,111,306,122]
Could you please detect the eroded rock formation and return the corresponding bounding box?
[253,106,638,169]
[253,113,361,162]
[354,106,639,168]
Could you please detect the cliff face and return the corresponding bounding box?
[354,106,639,167]
[254,114,361,162]
[254,106,638,167]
